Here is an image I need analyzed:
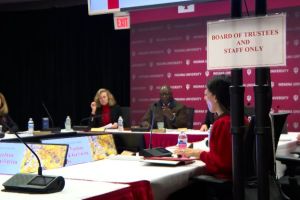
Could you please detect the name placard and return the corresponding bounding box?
[0,143,68,174]
[0,143,25,174]
[207,13,286,69]
[42,134,117,166]
[42,137,92,166]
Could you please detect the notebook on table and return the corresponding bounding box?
[142,156,195,166]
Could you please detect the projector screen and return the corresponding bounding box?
[88,0,216,15]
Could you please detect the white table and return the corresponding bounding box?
[43,158,205,200]
[0,174,130,200]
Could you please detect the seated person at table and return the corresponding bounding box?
[175,75,248,180]
[0,92,18,133]
[89,88,122,129]
[140,85,188,129]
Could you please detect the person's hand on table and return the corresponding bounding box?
[162,106,175,121]
[174,147,202,159]
[140,121,150,128]
[200,124,208,131]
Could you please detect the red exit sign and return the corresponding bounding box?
[114,13,130,30]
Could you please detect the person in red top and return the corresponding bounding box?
[89,88,121,129]
[175,75,233,180]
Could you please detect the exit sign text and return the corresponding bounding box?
[114,14,130,30]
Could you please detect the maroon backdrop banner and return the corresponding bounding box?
[130,6,300,131]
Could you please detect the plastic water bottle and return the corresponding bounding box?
[118,116,124,131]
[65,116,71,130]
[28,118,34,133]
[177,131,188,149]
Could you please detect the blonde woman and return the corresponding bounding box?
[0,92,18,132]
[89,88,121,129]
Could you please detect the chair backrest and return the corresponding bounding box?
[270,112,289,151]
[120,106,131,128]
[113,134,146,154]
[186,107,195,129]
[244,112,289,179]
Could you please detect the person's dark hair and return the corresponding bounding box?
[207,75,231,112]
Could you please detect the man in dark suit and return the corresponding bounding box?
[140,85,188,129]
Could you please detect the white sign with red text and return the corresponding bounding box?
[207,13,286,69]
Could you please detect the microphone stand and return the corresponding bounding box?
[42,102,55,128]
[149,104,156,149]
[14,131,42,175]
[139,103,172,157]
[80,114,102,125]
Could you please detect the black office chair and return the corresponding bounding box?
[276,152,300,200]
[273,113,300,200]
[186,107,194,129]
[120,106,131,128]
[243,113,289,200]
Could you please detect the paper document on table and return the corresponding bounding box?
[91,123,113,132]
[142,156,195,166]
[91,127,105,132]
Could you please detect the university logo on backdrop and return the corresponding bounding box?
[130,10,299,131]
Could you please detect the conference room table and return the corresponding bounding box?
[42,158,205,200]
[0,129,207,199]
[0,174,133,200]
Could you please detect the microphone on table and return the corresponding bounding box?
[2,123,65,193]
[42,102,61,132]
[139,103,172,157]
[80,114,102,125]
[71,114,103,131]
[149,103,158,149]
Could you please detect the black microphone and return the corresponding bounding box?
[80,114,102,125]
[41,102,61,132]
[139,102,172,157]
[72,114,103,131]
[2,123,65,193]
[149,102,157,149]
[42,102,55,128]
